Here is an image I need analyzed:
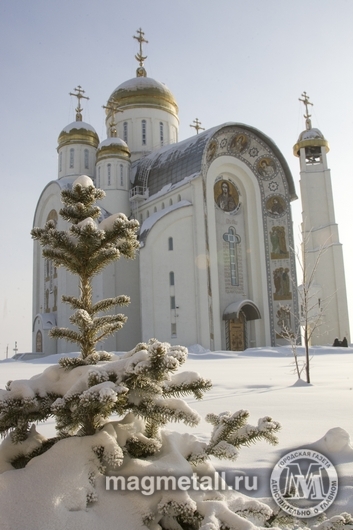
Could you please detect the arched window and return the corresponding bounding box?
[160,122,164,146]
[142,120,146,145]
[84,149,89,169]
[162,202,165,209]
[146,210,150,218]
[168,237,173,251]
[69,148,74,168]
[59,152,62,172]
[123,122,128,143]
[36,330,43,353]
[178,194,181,202]
[169,198,173,206]
[107,163,111,186]
[172,126,177,143]
[154,206,157,213]
[46,209,58,225]
[169,271,175,286]
[120,164,124,187]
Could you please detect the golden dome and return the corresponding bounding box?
[96,137,130,162]
[107,77,178,118]
[57,121,99,151]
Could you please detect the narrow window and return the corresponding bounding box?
[147,210,150,218]
[168,237,173,251]
[171,126,177,143]
[84,149,89,169]
[123,121,128,143]
[162,202,165,209]
[98,166,101,188]
[120,164,124,187]
[169,198,173,206]
[142,120,146,145]
[59,152,62,172]
[170,296,176,310]
[178,194,181,202]
[107,163,111,186]
[69,148,74,168]
[154,206,157,213]
[160,122,164,146]
[171,323,177,337]
[35,330,43,353]
[169,271,175,286]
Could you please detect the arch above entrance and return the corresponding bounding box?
[223,300,261,321]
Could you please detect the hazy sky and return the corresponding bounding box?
[1,0,353,356]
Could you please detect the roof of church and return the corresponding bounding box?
[132,123,297,200]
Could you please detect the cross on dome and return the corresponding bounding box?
[190,118,205,134]
[69,85,89,122]
[134,28,148,77]
[299,91,313,130]
[102,102,123,137]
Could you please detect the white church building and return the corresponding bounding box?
[32,31,350,355]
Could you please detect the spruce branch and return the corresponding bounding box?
[188,410,281,464]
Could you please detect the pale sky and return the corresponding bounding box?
[1,0,353,356]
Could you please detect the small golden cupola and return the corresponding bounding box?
[57,86,99,179]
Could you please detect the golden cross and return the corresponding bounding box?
[190,118,205,135]
[102,102,123,137]
[69,85,89,121]
[299,91,314,125]
[134,28,148,67]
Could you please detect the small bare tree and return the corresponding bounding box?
[277,227,330,383]
[276,304,303,380]
[298,228,332,383]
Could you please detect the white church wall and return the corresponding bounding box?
[33,315,57,356]
[116,107,179,161]
[190,178,211,349]
[58,144,96,180]
[57,268,80,354]
[96,159,131,216]
[32,183,63,353]
[308,243,350,344]
[102,257,142,352]
[139,206,198,346]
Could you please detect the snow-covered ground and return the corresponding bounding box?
[0,345,352,529]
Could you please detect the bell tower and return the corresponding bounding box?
[293,92,350,344]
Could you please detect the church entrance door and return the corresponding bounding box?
[228,312,246,351]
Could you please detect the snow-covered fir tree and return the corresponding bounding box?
[0,176,287,530]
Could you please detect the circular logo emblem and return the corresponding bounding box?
[270,449,338,518]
